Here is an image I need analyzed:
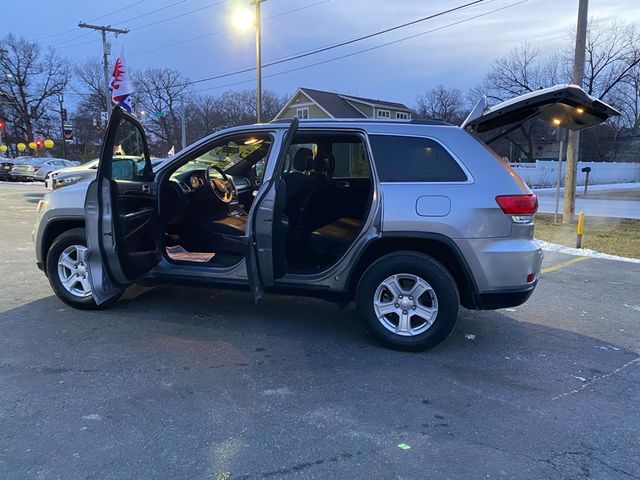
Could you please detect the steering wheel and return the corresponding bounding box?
[206,165,236,204]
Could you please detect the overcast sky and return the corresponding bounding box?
[3,0,639,107]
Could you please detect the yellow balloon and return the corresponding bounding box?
[44,139,54,149]
[28,142,37,150]
[17,143,26,151]
[0,145,7,153]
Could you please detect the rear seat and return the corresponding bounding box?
[308,217,363,257]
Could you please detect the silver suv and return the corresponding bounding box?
[33,85,617,350]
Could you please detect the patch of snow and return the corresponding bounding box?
[505,308,516,312]
[261,387,291,396]
[535,239,640,264]
[464,334,476,340]
[571,375,586,382]
[624,304,640,312]
[82,414,102,421]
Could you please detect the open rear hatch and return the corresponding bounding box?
[462,84,620,141]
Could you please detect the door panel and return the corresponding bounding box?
[247,118,299,302]
[85,106,161,304]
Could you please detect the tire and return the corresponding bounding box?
[356,251,459,351]
[45,227,121,310]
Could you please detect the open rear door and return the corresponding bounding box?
[246,118,299,302]
[462,84,620,138]
[85,106,162,305]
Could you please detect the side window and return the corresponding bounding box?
[332,141,370,178]
[369,135,467,182]
[112,117,150,181]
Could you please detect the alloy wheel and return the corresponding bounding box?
[373,273,438,336]
[57,245,92,298]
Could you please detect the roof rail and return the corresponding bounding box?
[269,118,449,126]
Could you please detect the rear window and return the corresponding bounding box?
[369,135,467,182]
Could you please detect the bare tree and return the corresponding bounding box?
[185,89,286,144]
[133,68,190,153]
[0,34,69,142]
[73,58,108,121]
[473,43,559,162]
[415,84,466,124]
[581,20,640,100]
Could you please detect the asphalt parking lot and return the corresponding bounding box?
[1,182,639,480]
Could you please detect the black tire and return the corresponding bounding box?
[45,227,121,310]
[356,251,459,351]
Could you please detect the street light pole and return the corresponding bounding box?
[251,0,265,123]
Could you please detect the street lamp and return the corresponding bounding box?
[232,1,265,123]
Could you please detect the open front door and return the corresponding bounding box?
[85,106,162,305]
[246,118,299,302]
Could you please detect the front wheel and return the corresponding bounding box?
[356,251,459,351]
[46,228,120,309]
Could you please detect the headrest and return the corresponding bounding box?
[313,152,334,174]
[293,148,313,172]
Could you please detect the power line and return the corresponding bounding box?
[192,0,527,94]
[52,0,226,50]
[184,0,490,87]
[110,0,189,28]
[128,0,227,31]
[35,0,147,41]
[129,0,332,58]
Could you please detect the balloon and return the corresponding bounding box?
[17,143,26,151]
[28,142,37,150]
[0,145,7,153]
[44,139,54,149]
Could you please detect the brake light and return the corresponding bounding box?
[495,194,538,215]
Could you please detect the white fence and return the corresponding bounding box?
[511,161,640,188]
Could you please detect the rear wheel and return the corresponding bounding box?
[356,251,459,351]
[46,228,120,309]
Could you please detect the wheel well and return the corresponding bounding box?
[41,219,85,273]
[348,236,478,308]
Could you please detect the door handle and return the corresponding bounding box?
[336,181,350,188]
[141,184,150,194]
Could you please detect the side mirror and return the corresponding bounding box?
[112,158,137,180]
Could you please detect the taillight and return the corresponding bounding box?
[495,194,538,214]
[496,194,537,224]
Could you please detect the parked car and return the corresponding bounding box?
[1,157,34,181]
[10,158,78,182]
[46,158,166,190]
[33,84,618,350]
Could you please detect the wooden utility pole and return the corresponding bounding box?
[562,0,588,223]
[78,23,129,116]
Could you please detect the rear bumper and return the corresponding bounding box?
[472,282,537,310]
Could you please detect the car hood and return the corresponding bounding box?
[462,84,620,133]
[51,164,95,176]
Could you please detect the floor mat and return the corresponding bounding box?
[165,245,215,263]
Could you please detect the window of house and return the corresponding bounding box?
[369,135,467,182]
[296,107,309,119]
[395,112,410,120]
[376,109,391,118]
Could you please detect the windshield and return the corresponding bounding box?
[172,135,271,177]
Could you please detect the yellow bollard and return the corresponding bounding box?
[576,212,585,248]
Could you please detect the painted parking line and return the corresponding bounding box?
[542,256,590,273]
